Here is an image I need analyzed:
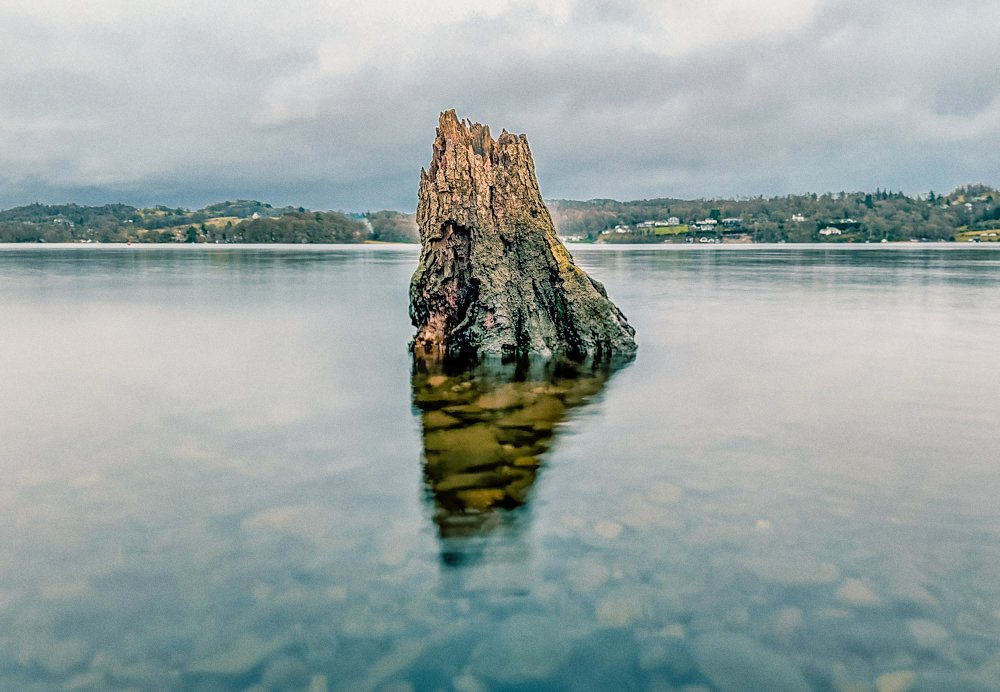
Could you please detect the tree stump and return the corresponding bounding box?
[409,110,637,361]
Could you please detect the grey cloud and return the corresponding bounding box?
[1,0,997,211]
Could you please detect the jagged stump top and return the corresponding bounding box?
[409,109,637,362]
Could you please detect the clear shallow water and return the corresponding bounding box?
[1,243,999,691]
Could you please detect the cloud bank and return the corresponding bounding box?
[1,0,998,210]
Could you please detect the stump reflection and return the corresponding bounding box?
[412,357,629,564]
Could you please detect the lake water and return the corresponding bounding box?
[2,244,1000,691]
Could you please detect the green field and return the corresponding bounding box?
[955,228,1000,242]
[653,224,689,236]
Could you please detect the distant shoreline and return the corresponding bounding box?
[3,184,998,244]
[4,241,999,250]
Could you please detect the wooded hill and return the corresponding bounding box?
[0,200,418,244]
[3,185,998,244]
[548,185,1000,243]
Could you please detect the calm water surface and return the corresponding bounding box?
[2,244,999,691]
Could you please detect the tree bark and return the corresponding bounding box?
[409,110,637,362]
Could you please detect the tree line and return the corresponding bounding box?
[4,185,996,244]
[0,200,418,244]
[548,184,999,242]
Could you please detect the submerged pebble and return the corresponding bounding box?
[741,555,840,586]
[465,614,574,682]
[452,674,488,692]
[620,503,670,529]
[905,619,949,648]
[692,631,810,692]
[28,637,90,675]
[567,558,611,594]
[595,521,623,539]
[595,590,646,627]
[188,633,287,676]
[875,670,914,692]
[773,607,804,640]
[838,578,880,607]
[646,482,682,504]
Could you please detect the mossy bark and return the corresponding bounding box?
[409,110,637,362]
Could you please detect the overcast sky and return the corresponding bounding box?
[1,0,998,211]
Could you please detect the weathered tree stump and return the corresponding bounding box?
[409,110,637,362]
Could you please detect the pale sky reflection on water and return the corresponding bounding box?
[1,244,999,690]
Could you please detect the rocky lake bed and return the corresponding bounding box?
[1,244,999,690]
